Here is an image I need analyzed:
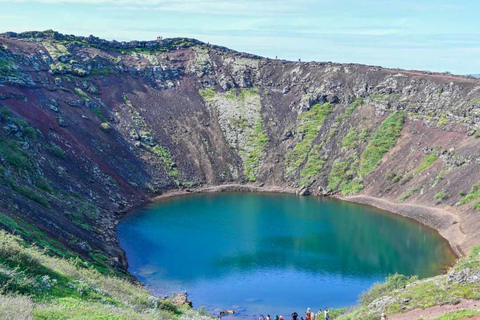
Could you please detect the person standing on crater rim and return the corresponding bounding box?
[291,311,298,320]
[324,308,329,320]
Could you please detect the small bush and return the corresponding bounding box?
[434,191,448,204]
[48,144,66,160]
[0,138,31,171]
[35,179,53,194]
[100,123,111,131]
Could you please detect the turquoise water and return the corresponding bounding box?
[117,193,455,318]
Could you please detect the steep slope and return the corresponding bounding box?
[1,31,480,318]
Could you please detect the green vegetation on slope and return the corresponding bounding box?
[342,128,359,149]
[199,87,216,100]
[152,145,179,184]
[327,154,363,195]
[244,118,269,182]
[199,87,268,182]
[300,144,326,186]
[358,111,404,177]
[338,244,480,320]
[414,153,438,174]
[0,230,200,320]
[0,57,19,77]
[459,180,480,209]
[285,103,332,175]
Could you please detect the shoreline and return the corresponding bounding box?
[147,183,467,258]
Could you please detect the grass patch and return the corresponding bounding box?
[91,107,106,121]
[398,185,420,203]
[0,58,18,77]
[358,111,404,177]
[360,274,418,306]
[0,230,190,319]
[152,146,179,184]
[285,103,332,173]
[342,128,358,148]
[369,93,399,103]
[48,144,66,160]
[344,98,363,117]
[414,153,438,174]
[199,87,216,100]
[73,88,91,101]
[0,138,31,171]
[300,145,325,186]
[437,113,448,127]
[10,183,50,208]
[434,191,448,204]
[459,181,480,206]
[244,118,269,182]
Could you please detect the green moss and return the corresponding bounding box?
[437,113,448,127]
[199,87,216,100]
[414,153,438,174]
[358,111,404,177]
[244,118,269,182]
[285,103,332,173]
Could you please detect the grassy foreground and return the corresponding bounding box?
[335,244,480,320]
[0,230,210,320]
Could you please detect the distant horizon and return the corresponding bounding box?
[1,0,479,75]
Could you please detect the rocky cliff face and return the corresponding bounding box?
[1,30,480,269]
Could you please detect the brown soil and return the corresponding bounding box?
[389,300,480,320]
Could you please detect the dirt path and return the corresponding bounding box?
[338,195,466,257]
[389,299,480,320]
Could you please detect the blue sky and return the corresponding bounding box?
[0,0,479,74]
